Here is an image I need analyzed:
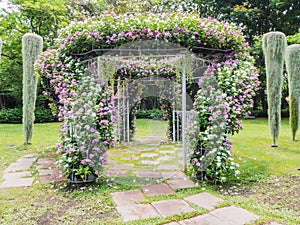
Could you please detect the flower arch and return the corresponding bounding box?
[35,13,259,182]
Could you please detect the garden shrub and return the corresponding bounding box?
[135,109,164,119]
[34,107,58,123]
[0,108,58,124]
[0,108,22,124]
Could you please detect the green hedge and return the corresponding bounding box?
[250,108,289,118]
[135,109,164,119]
[0,108,58,124]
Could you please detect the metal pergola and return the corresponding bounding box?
[80,41,211,170]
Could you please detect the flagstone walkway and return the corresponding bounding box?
[0,138,283,225]
[111,171,261,224]
[0,153,64,188]
[103,137,184,185]
[111,171,284,225]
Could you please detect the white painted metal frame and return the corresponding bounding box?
[94,53,190,170]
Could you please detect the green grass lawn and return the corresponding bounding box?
[0,118,299,224]
[231,118,299,177]
[134,119,167,139]
[221,118,300,224]
[0,122,60,148]
[0,123,60,179]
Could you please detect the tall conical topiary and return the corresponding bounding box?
[286,44,300,141]
[22,33,43,144]
[262,32,286,147]
[0,37,2,61]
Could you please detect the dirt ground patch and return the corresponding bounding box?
[221,175,300,216]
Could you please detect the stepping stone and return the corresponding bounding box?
[126,150,141,154]
[184,192,224,210]
[39,169,64,184]
[161,172,178,179]
[179,213,230,225]
[165,222,180,225]
[141,153,158,158]
[136,170,162,178]
[110,164,134,170]
[3,171,30,180]
[0,176,34,188]
[1,171,33,188]
[105,170,127,177]
[209,206,259,225]
[167,177,196,190]
[38,169,54,176]
[168,171,187,179]
[265,222,282,225]
[141,160,159,165]
[111,190,145,206]
[160,150,175,155]
[36,158,56,169]
[6,155,37,172]
[142,183,175,196]
[122,156,139,161]
[116,204,161,222]
[152,199,195,217]
[107,152,124,157]
[157,156,174,161]
[24,154,39,158]
[157,164,179,170]
[143,143,160,147]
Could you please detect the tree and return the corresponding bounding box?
[0,0,70,108]
[212,0,299,114]
[287,32,300,45]
[0,0,109,109]
[286,44,300,141]
[262,32,286,147]
[155,0,300,115]
[67,0,108,17]
[152,0,210,14]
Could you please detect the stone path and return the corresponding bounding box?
[36,153,64,184]
[0,140,283,225]
[106,138,281,224]
[104,138,184,185]
[0,154,37,188]
[112,172,261,224]
[0,153,64,188]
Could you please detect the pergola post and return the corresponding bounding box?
[172,109,176,142]
[117,78,121,141]
[126,80,130,142]
[182,56,187,171]
[123,83,126,142]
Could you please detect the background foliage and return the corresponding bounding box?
[1,0,300,114]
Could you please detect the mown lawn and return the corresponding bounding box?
[0,119,299,224]
[231,118,299,177]
[223,118,300,225]
[134,118,167,139]
[0,123,60,179]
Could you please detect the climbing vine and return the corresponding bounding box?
[36,13,259,182]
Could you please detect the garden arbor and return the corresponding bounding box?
[35,13,259,182]
[76,40,207,172]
